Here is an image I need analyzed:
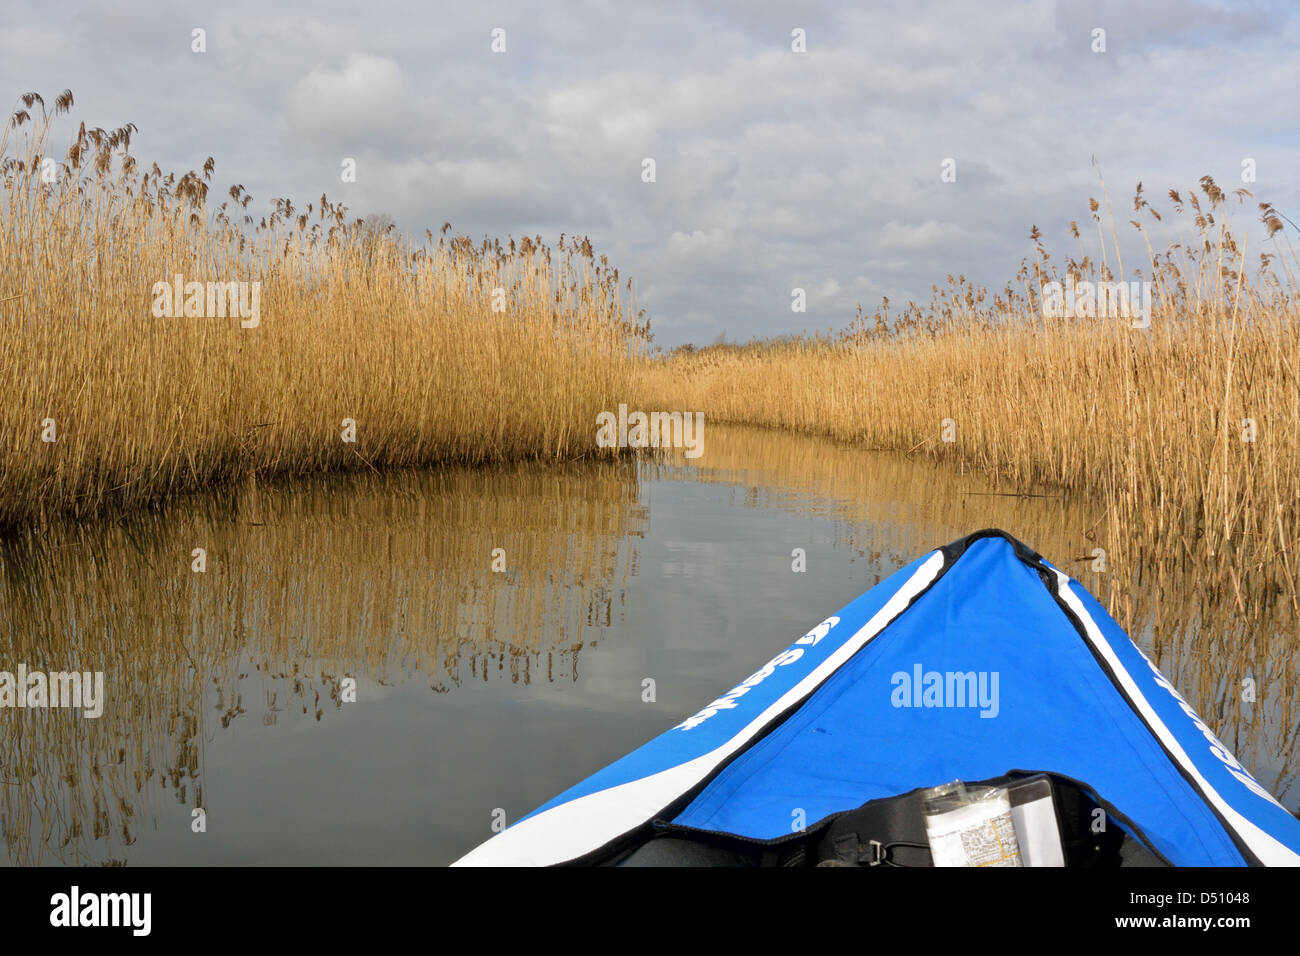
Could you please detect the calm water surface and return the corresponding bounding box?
[1,425,1295,865]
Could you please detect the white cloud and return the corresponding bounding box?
[4,0,1297,346]
[287,54,402,138]
[878,220,975,251]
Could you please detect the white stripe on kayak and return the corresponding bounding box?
[452,551,948,866]
[1053,569,1300,867]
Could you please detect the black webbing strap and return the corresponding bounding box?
[813,788,935,867]
[811,772,1091,867]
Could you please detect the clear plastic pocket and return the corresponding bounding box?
[921,780,1023,867]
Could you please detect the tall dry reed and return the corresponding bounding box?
[639,175,1300,643]
[0,91,648,530]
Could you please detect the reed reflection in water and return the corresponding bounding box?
[660,424,1300,808]
[0,460,645,865]
[1,424,1294,865]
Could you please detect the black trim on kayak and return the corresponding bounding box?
[555,543,956,866]
[638,769,1173,867]
[1005,768,1173,866]
[557,527,1258,867]
[948,528,1261,866]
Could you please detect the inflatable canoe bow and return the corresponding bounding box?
[455,530,1300,867]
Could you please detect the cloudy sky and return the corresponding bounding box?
[4,0,1298,346]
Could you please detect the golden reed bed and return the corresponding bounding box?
[4,90,1299,646]
[0,91,648,531]
[637,177,1300,645]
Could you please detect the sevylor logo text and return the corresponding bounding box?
[674,616,840,731]
[1135,646,1285,808]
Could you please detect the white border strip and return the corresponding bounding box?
[452,551,947,866]
[1052,569,1300,867]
